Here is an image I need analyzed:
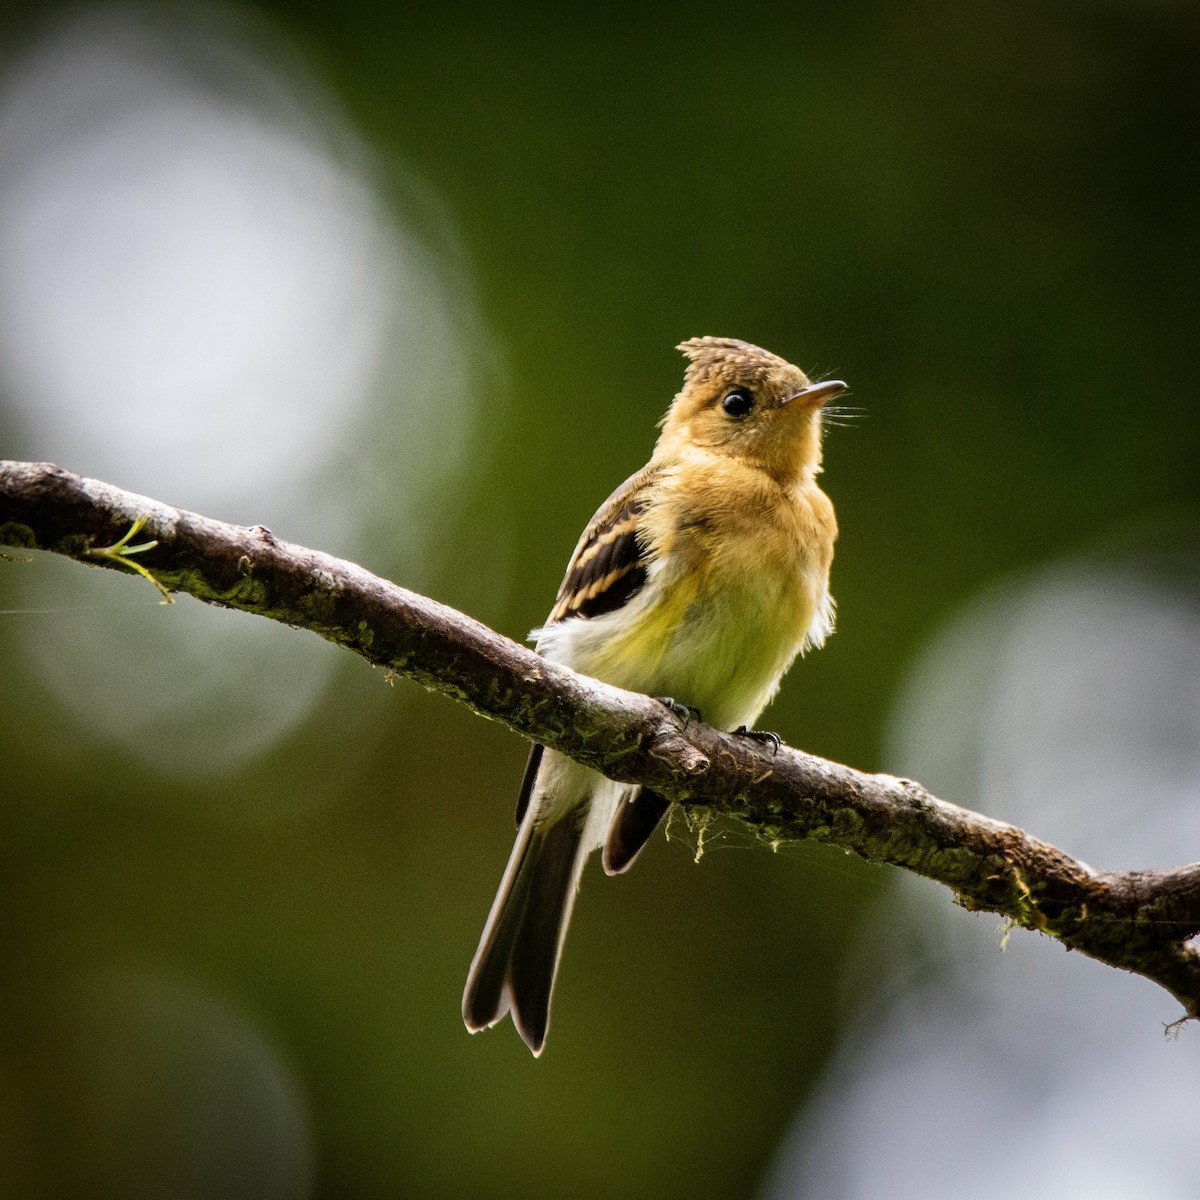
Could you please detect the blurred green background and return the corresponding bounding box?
[1,1,1198,1197]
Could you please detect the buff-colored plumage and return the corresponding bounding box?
[463,337,844,1054]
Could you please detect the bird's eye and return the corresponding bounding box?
[722,389,753,417]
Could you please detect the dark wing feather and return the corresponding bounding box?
[602,788,671,875]
[514,467,660,827]
[514,743,544,827]
[546,463,661,625]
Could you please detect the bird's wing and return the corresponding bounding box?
[516,463,663,829]
[545,462,662,625]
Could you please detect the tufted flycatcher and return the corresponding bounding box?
[463,336,844,1055]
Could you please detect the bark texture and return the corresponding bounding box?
[3,460,1199,1017]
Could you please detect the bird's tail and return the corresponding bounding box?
[462,801,589,1056]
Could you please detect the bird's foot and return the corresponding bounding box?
[734,726,781,755]
[657,697,702,728]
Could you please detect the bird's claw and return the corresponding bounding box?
[734,726,781,755]
[657,697,702,728]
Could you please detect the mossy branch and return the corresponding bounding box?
[3,459,1199,1019]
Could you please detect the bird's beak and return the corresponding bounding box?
[781,379,847,408]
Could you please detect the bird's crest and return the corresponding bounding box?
[676,336,794,390]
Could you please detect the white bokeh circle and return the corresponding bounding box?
[767,526,1200,1200]
[0,5,489,785]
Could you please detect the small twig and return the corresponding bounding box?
[83,513,174,603]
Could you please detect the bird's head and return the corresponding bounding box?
[657,337,845,481]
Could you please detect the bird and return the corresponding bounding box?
[462,336,844,1055]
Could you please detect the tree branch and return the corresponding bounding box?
[3,459,1199,1018]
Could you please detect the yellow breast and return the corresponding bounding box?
[580,454,836,730]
